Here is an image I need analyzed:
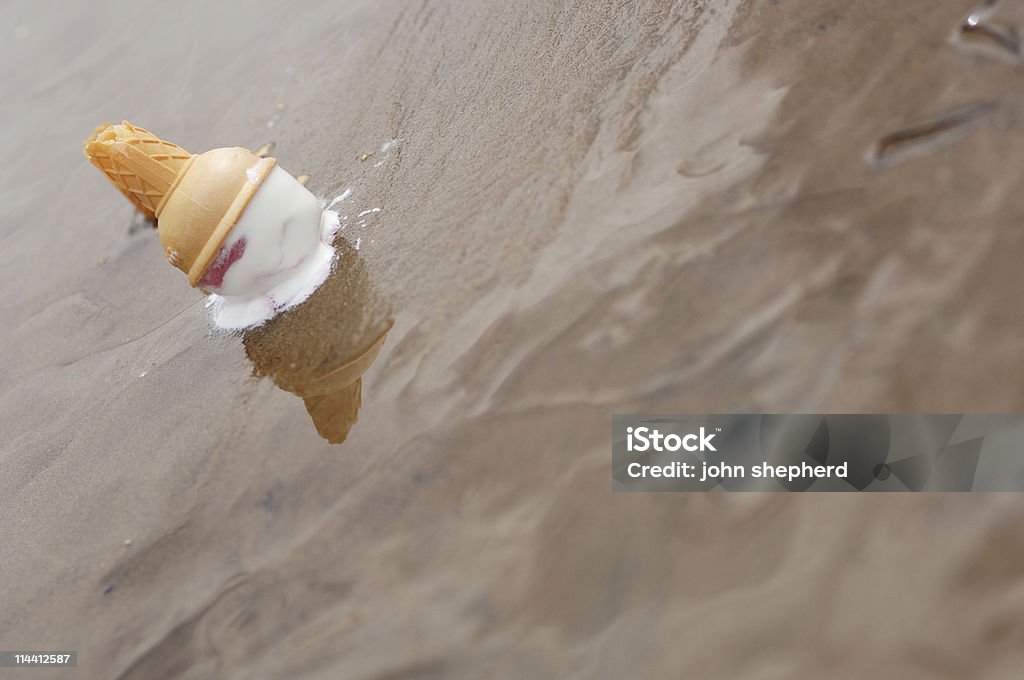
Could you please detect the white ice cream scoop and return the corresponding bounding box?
[84,121,338,328]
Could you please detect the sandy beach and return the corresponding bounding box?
[2,0,1024,677]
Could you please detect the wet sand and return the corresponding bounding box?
[2,0,1024,677]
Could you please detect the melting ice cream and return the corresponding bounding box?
[201,163,341,330]
[83,121,340,330]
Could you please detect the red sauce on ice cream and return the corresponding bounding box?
[200,237,247,290]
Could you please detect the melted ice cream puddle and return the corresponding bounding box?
[202,165,342,330]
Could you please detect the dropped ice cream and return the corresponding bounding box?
[83,121,340,330]
[204,205,341,329]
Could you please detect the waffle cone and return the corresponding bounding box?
[84,121,276,285]
[83,122,192,218]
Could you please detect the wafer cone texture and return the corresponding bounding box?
[84,122,191,218]
[83,122,275,285]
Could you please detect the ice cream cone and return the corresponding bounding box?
[84,121,276,286]
[83,122,190,217]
